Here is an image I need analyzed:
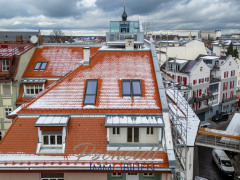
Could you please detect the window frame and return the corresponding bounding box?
[143,173,154,177]
[25,85,44,95]
[4,108,12,119]
[2,59,9,71]
[147,127,154,135]
[122,79,142,97]
[113,127,120,135]
[34,61,48,70]
[83,79,98,106]
[112,173,122,177]
[42,134,63,146]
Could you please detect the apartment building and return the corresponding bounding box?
[161,55,238,121]
[0,43,35,140]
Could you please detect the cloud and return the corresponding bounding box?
[0,0,239,35]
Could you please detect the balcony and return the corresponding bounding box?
[195,94,214,103]
[195,106,213,115]
[210,76,221,83]
[222,97,238,104]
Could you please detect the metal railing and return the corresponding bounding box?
[196,134,240,153]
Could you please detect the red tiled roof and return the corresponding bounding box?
[0,116,169,169]
[22,46,100,78]
[19,51,162,114]
[0,43,34,57]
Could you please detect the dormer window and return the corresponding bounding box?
[34,116,69,154]
[83,80,98,106]
[24,85,43,96]
[2,59,9,71]
[34,61,48,70]
[122,79,142,96]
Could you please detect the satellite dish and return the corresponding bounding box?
[30,35,38,44]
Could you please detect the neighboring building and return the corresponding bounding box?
[212,40,240,57]
[16,45,100,106]
[157,40,207,66]
[0,8,176,180]
[161,55,238,121]
[0,31,39,42]
[0,43,35,140]
[198,30,221,40]
[236,58,240,91]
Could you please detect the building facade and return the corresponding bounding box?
[0,43,35,140]
[161,55,238,121]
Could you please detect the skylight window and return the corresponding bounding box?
[122,79,142,96]
[83,80,98,105]
[34,61,48,70]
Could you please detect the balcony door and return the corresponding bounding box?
[126,173,139,180]
[127,128,139,143]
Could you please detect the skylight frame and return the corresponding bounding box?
[34,61,48,70]
[122,79,142,97]
[83,79,98,106]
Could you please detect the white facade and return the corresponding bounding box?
[158,40,207,65]
[198,30,221,40]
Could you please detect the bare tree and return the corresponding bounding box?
[50,30,65,43]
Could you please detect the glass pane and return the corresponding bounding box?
[127,128,132,142]
[132,81,141,95]
[35,88,39,94]
[113,128,115,134]
[147,127,149,134]
[134,128,139,142]
[31,88,34,94]
[117,128,120,134]
[151,127,153,134]
[84,95,96,105]
[40,62,47,70]
[43,136,49,145]
[35,62,41,70]
[57,135,62,145]
[86,81,97,94]
[122,81,131,96]
[50,135,55,145]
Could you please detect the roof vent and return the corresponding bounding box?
[83,47,90,65]
[125,38,134,50]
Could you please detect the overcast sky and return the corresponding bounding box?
[0,0,239,36]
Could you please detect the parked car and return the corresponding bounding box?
[199,121,211,128]
[212,112,229,122]
[212,149,235,177]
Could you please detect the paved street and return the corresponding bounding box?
[194,111,240,180]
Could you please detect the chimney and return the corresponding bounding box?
[83,47,90,65]
[16,35,23,42]
[125,38,134,50]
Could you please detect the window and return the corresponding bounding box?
[122,80,142,96]
[143,173,154,176]
[0,132,2,141]
[41,173,64,180]
[42,133,62,146]
[113,127,120,135]
[83,80,98,105]
[3,85,10,96]
[2,60,9,71]
[200,67,203,71]
[34,61,48,70]
[147,127,154,135]
[25,85,43,95]
[112,173,122,177]
[4,108,12,118]
[127,127,139,142]
[229,62,231,66]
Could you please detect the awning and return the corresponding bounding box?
[34,116,70,126]
[105,116,164,127]
[21,79,46,84]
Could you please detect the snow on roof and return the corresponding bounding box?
[201,56,219,59]
[34,116,69,126]
[167,88,200,146]
[105,115,164,127]
[8,104,24,117]
[169,59,187,64]
[21,79,46,84]
[22,51,161,112]
[220,113,240,144]
[0,43,34,56]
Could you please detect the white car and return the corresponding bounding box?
[212,149,235,177]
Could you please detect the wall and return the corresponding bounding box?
[0,173,40,180]
[109,128,159,144]
[65,173,107,180]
